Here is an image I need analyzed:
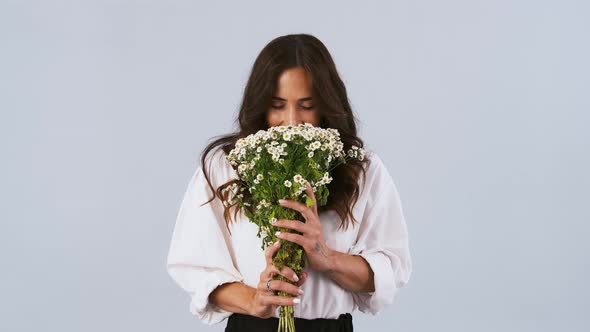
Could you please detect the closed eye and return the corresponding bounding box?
[271,105,315,110]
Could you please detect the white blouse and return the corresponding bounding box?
[166,147,412,326]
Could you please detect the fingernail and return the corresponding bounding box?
[274,240,280,246]
[275,231,281,236]
[298,288,304,295]
[278,199,286,204]
[293,298,300,304]
[293,273,299,282]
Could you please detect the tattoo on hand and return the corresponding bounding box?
[315,241,335,274]
[315,241,328,258]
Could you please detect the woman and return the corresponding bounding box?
[166,33,412,332]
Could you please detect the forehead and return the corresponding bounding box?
[275,67,312,96]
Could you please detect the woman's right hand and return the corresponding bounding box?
[249,240,308,319]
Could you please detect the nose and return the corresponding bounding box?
[285,105,301,126]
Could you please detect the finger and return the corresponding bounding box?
[258,279,303,297]
[278,199,315,222]
[279,265,300,283]
[258,267,281,295]
[296,272,308,287]
[258,278,277,295]
[260,264,280,281]
[272,218,308,234]
[260,294,301,307]
[265,240,281,265]
[275,230,308,248]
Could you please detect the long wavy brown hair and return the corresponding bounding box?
[199,33,371,233]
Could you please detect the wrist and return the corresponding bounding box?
[246,288,257,316]
[323,248,340,274]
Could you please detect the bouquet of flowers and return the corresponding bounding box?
[223,123,365,332]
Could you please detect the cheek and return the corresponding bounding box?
[304,111,320,125]
[266,111,280,126]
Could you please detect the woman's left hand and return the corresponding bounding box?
[273,182,335,273]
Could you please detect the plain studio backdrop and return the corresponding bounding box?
[1,1,588,331]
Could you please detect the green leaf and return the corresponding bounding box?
[305,195,314,208]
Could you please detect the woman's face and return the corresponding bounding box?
[266,67,320,128]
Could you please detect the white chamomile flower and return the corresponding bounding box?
[257,174,264,181]
[312,141,321,150]
[238,164,247,174]
[284,180,292,188]
[260,225,270,237]
[308,151,314,158]
[283,132,292,141]
[293,174,303,184]
[295,186,306,196]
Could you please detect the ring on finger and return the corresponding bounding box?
[266,278,274,292]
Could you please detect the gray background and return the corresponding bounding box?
[2,0,588,331]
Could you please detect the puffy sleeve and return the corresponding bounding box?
[166,150,244,325]
[347,152,413,315]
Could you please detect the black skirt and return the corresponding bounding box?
[225,312,353,332]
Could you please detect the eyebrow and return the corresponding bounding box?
[272,96,313,102]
